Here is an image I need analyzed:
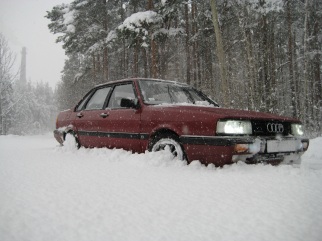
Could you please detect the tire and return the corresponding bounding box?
[149,133,185,161]
[64,132,80,149]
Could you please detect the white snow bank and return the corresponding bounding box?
[0,134,321,241]
[301,137,322,169]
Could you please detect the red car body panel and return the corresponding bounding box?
[55,78,308,166]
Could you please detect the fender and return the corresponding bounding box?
[149,123,182,140]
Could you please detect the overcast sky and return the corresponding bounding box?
[0,0,71,89]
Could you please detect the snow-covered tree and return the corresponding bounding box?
[47,0,322,136]
[56,53,93,111]
[0,34,16,135]
[10,81,57,135]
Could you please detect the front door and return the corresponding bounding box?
[99,83,142,152]
[75,86,112,147]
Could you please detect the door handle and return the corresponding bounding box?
[100,113,109,118]
[76,113,83,118]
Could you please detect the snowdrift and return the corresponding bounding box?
[0,134,321,241]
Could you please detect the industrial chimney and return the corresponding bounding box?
[19,47,27,86]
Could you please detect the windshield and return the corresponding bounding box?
[138,80,218,107]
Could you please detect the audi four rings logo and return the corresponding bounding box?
[267,123,284,133]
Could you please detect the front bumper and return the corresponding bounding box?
[53,129,64,145]
[232,137,309,165]
[180,135,309,166]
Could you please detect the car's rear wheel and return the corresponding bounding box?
[149,133,185,160]
[64,132,80,149]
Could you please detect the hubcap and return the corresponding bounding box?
[152,138,184,160]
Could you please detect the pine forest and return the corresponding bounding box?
[0,0,321,136]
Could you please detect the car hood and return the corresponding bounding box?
[151,104,300,122]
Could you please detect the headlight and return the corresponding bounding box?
[291,124,304,136]
[216,120,252,135]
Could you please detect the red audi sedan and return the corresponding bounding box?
[54,78,309,166]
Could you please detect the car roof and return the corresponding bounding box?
[95,78,190,88]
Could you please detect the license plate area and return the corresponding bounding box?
[266,140,300,153]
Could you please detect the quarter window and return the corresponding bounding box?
[85,87,111,110]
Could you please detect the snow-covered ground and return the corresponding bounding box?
[0,134,321,241]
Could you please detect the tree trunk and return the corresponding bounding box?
[142,48,148,78]
[286,0,297,117]
[120,1,126,79]
[236,5,256,110]
[97,54,101,73]
[103,48,108,81]
[133,42,139,77]
[191,3,197,87]
[263,16,270,111]
[293,33,301,119]
[92,54,95,77]
[269,25,277,113]
[103,0,108,81]
[312,1,321,133]
[147,0,158,78]
[151,40,158,78]
[303,0,309,126]
[185,3,191,85]
[209,0,228,107]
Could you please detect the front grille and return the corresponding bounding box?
[251,120,292,136]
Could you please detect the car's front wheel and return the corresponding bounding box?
[149,133,185,160]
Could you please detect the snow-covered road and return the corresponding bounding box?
[0,134,321,241]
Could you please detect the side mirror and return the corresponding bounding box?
[120,98,138,109]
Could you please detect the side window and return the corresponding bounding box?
[108,84,136,109]
[85,87,111,110]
